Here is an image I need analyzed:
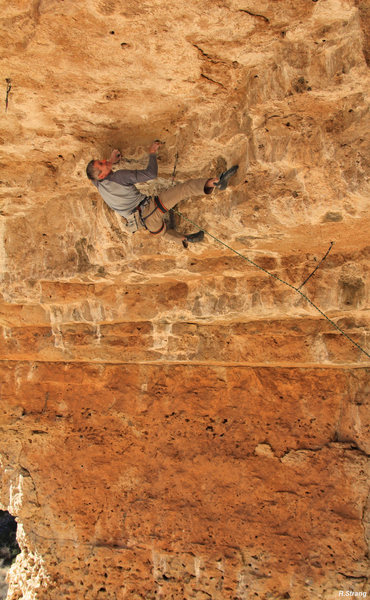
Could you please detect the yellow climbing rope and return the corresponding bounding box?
[172,208,370,359]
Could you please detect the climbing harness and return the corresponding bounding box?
[136,196,168,234]
[125,196,150,233]
[171,208,370,359]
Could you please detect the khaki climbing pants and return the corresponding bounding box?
[140,178,209,235]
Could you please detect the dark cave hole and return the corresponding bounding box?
[0,511,20,566]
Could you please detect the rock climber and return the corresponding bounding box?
[86,140,238,248]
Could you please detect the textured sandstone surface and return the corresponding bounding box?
[0,0,369,598]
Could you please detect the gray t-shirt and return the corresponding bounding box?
[93,154,158,219]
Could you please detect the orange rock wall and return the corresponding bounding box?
[0,0,369,598]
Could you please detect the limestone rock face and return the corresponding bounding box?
[0,0,369,598]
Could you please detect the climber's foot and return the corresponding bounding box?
[182,230,205,248]
[214,165,239,190]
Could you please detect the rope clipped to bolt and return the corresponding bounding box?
[171,208,370,359]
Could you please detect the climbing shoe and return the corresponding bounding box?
[182,230,205,248]
[214,165,239,190]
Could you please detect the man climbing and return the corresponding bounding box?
[86,140,238,247]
